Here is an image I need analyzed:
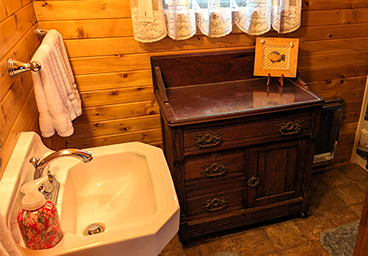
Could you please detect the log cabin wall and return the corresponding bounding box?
[2,0,366,178]
[0,0,63,178]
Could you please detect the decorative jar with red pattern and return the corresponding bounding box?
[17,176,63,250]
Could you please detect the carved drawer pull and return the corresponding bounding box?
[247,176,260,188]
[202,196,229,212]
[276,119,304,136]
[200,162,229,178]
[193,132,223,148]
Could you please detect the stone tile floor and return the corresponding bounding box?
[159,164,368,256]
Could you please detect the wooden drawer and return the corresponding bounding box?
[183,112,313,154]
[184,149,244,183]
[186,187,244,220]
[186,176,244,198]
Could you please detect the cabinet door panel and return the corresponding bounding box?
[247,140,305,208]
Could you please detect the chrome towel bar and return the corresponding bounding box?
[8,27,48,77]
[7,58,41,78]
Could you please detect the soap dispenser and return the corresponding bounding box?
[17,176,63,250]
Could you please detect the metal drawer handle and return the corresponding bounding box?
[247,176,260,188]
[200,162,229,178]
[202,196,229,212]
[276,119,304,136]
[193,132,223,148]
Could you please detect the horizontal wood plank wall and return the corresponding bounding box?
[33,0,368,168]
[0,0,38,178]
[0,0,66,179]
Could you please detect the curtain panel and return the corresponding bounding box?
[130,0,302,43]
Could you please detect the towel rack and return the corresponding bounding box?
[7,26,49,77]
[7,58,41,78]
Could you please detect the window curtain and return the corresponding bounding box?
[130,0,302,43]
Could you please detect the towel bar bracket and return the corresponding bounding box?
[36,27,49,39]
[7,58,41,78]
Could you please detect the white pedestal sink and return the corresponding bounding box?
[0,132,179,256]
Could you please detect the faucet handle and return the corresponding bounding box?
[29,157,41,168]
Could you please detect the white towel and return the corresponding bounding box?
[0,213,22,256]
[43,30,82,116]
[31,29,82,137]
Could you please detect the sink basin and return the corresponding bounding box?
[0,132,179,256]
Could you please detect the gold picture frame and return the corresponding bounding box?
[254,37,299,78]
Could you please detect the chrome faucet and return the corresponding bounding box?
[29,149,93,204]
[31,149,93,179]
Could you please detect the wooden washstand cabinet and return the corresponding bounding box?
[151,50,324,242]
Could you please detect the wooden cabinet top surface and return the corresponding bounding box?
[166,78,322,123]
[151,49,324,125]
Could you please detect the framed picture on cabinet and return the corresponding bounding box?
[254,37,299,78]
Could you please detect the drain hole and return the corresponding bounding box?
[84,223,105,236]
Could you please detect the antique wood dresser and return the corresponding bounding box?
[151,49,324,242]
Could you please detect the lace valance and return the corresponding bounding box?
[130,0,302,43]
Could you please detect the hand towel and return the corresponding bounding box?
[31,30,82,137]
[32,43,75,137]
[0,213,22,256]
[43,30,82,117]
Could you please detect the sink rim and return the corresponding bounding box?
[56,142,178,238]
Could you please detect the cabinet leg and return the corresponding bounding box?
[179,223,189,243]
[300,211,308,218]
